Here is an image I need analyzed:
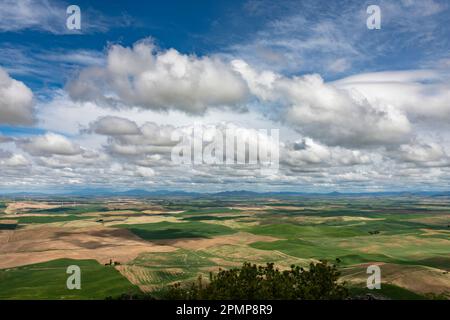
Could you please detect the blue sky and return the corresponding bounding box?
[2,0,449,89]
[1,0,274,88]
[1,0,450,192]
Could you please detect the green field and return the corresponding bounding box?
[31,205,109,215]
[115,221,236,240]
[348,284,426,300]
[0,223,17,230]
[0,259,140,299]
[1,196,449,299]
[0,215,92,224]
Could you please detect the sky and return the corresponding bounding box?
[0,0,450,193]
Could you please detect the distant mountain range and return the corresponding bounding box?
[1,188,450,198]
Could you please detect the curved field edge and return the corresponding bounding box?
[0,258,141,300]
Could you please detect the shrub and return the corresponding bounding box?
[162,261,348,300]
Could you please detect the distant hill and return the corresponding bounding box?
[1,188,449,198]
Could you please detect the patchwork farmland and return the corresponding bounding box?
[0,195,449,299]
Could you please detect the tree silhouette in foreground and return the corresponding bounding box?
[163,261,348,300]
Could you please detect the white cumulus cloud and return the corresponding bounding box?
[0,67,34,125]
[18,132,83,157]
[67,40,249,114]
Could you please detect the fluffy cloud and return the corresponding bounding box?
[4,26,450,191]
[282,75,412,147]
[111,122,176,147]
[282,138,372,168]
[18,133,83,157]
[0,153,30,167]
[87,116,141,135]
[135,166,155,178]
[67,40,249,114]
[392,141,450,167]
[86,117,177,157]
[83,117,282,176]
[283,138,331,165]
[233,60,412,148]
[34,151,105,169]
[0,67,34,125]
[334,70,450,122]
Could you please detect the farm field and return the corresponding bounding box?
[0,195,449,299]
[0,259,140,299]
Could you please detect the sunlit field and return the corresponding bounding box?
[1,195,449,300]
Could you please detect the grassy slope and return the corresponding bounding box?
[0,215,92,224]
[1,197,448,299]
[349,284,427,300]
[0,259,140,299]
[246,210,450,268]
[115,221,236,240]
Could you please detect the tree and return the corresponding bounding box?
[162,261,348,300]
